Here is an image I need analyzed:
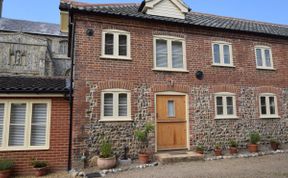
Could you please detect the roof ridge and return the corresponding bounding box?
[72,2,140,7]
[0,75,67,80]
[188,11,288,28]
[0,17,60,26]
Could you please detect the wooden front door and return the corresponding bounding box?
[156,95,187,150]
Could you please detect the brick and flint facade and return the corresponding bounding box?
[64,0,288,167]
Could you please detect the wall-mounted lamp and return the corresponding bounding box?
[195,71,204,80]
[86,29,94,36]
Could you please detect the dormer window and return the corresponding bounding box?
[101,29,131,60]
[139,0,190,19]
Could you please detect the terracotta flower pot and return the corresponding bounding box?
[138,153,149,164]
[34,167,49,177]
[97,156,116,170]
[248,144,258,153]
[196,150,204,155]
[0,169,12,178]
[229,147,238,154]
[214,149,222,156]
[270,142,280,151]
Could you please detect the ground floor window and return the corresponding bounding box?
[0,100,51,150]
[259,93,279,118]
[101,89,131,121]
[214,92,237,119]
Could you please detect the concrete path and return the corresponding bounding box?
[106,153,288,178]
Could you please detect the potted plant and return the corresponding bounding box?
[270,139,280,151]
[97,139,116,169]
[229,140,238,154]
[247,132,260,153]
[0,159,13,178]
[214,143,222,156]
[195,145,204,154]
[134,122,154,164]
[31,159,49,177]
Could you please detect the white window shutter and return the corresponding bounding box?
[172,41,183,68]
[104,93,113,116]
[156,39,168,67]
[0,104,4,146]
[30,104,47,146]
[118,94,127,116]
[9,103,26,146]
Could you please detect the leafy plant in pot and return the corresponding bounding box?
[247,132,260,153]
[270,139,280,151]
[31,159,49,177]
[0,159,13,178]
[134,122,154,164]
[214,143,222,156]
[97,139,116,170]
[195,145,205,154]
[229,140,238,154]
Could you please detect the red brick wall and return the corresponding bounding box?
[71,13,288,164]
[0,97,69,175]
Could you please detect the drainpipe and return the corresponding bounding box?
[68,10,75,171]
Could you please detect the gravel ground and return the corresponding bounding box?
[106,153,288,178]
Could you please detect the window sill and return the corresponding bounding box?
[212,64,235,68]
[260,115,280,119]
[100,55,132,61]
[256,67,276,71]
[99,118,133,122]
[215,116,239,120]
[0,147,49,152]
[152,68,189,73]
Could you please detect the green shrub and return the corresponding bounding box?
[31,159,47,168]
[134,122,154,153]
[250,132,260,144]
[214,143,222,149]
[0,159,13,171]
[196,145,204,152]
[270,139,280,145]
[99,139,113,158]
[229,140,238,147]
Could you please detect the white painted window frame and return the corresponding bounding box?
[255,46,274,70]
[214,92,238,119]
[100,89,132,122]
[101,29,131,60]
[0,99,51,151]
[259,93,279,119]
[212,41,234,67]
[153,35,187,72]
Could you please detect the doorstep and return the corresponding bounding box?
[155,151,204,164]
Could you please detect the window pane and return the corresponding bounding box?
[213,44,220,64]
[104,93,113,116]
[256,49,263,66]
[172,41,183,68]
[31,104,47,146]
[216,97,223,115]
[119,35,127,56]
[105,33,114,55]
[167,100,175,117]
[0,104,4,146]
[226,97,234,115]
[9,103,26,146]
[265,49,271,67]
[156,39,168,67]
[118,94,127,116]
[223,45,230,64]
[260,97,266,115]
[269,97,275,115]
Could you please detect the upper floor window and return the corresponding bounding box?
[101,30,131,60]
[255,46,274,70]
[153,35,187,72]
[0,100,51,151]
[259,93,279,118]
[59,40,68,55]
[101,89,131,121]
[212,42,234,67]
[214,92,237,119]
